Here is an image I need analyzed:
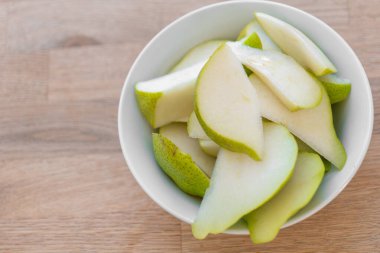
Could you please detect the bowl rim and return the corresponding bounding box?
[118,0,374,234]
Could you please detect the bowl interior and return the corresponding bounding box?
[118,0,373,234]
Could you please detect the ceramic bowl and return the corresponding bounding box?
[118,0,373,234]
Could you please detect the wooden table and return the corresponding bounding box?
[0,0,379,252]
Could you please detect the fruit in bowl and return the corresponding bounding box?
[134,12,350,243]
[119,1,373,245]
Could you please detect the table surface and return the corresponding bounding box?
[0,0,379,252]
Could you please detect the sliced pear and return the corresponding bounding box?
[237,20,256,40]
[322,158,331,172]
[228,42,322,111]
[242,32,262,49]
[195,44,264,160]
[152,133,209,197]
[187,111,210,140]
[192,122,298,239]
[135,63,203,128]
[318,74,351,104]
[295,136,331,172]
[170,40,225,73]
[159,123,215,177]
[199,140,220,157]
[239,32,262,76]
[187,112,221,157]
[237,20,281,51]
[255,12,337,76]
[152,123,215,197]
[295,136,313,153]
[245,152,324,244]
[249,74,346,169]
[175,116,189,123]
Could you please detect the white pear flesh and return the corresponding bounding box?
[237,20,281,51]
[249,74,346,169]
[245,152,325,244]
[195,44,264,160]
[170,40,225,73]
[159,123,215,177]
[199,140,220,157]
[228,42,322,111]
[255,12,337,76]
[175,116,189,122]
[187,111,210,140]
[192,122,298,239]
[135,63,204,128]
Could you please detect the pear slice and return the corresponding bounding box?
[152,133,209,197]
[187,111,210,140]
[240,32,263,76]
[135,63,204,128]
[170,40,225,73]
[295,136,313,153]
[152,123,215,197]
[318,74,351,104]
[187,112,221,157]
[295,136,331,172]
[249,74,346,169]
[195,44,264,160]
[199,140,220,157]
[242,32,262,49]
[159,123,215,177]
[245,152,325,244]
[255,12,337,76]
[175,116,189,123]
[228,42,322,111]
[237,20,281,51]
[192,122,298,239]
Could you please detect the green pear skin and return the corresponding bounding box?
[135,90,162,127]
[296,136,331,172]
[192,122,298,239]
[152,124,213,197]
[195,44,264,160]
[242,32,262,49]
[241,32,262,76]
[228,42,322,111]
[318,74,351,104]
[245,152,325,244]
[135,63,203,128]
[237,20,281,51]
[255,12,336,76]
[249,74,346,169]
[159,123,215,177]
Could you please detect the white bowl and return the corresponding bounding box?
[118,0,373,234]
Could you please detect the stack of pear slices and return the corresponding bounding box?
[135,12,349,244]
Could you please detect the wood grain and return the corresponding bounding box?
[0,53,48,105]
[0,0,379,252]
[49,43,143,102]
